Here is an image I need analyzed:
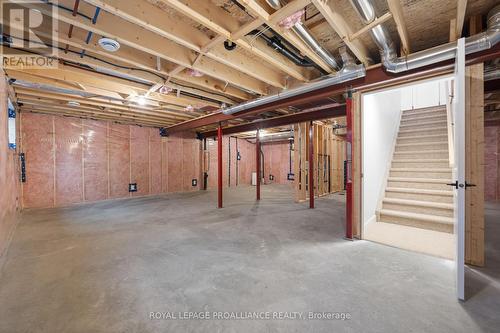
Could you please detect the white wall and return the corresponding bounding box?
[362,77,453,226]
[400,79,449,110]
[362,89,402,225]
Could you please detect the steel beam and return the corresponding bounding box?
[217,124,223,208]
[256,129,261,201]
[201,104,345,138]
[309,121,314,209]
[166,44,500,134]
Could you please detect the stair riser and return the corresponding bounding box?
[392,161,450,168]
[401,116,447,125]
[390,171,452,179]
[378,214,454,233]
[397,136,448,144]
[385,191,454,203]
[400,122,447,131]
[382,203,454,217]
[387,181,452,191]
[402,107,446,116]
[394,151,449,159]
[402,111,447,119]
[398,128,448,137]
[395,143,448,152]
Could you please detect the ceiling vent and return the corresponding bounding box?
[98,38,120,52]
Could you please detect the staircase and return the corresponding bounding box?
[376,105,455,233]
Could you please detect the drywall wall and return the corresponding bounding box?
[362,89,403,225]
[400,78,449,110]
[485,126,499,201]
[363,78,453,225]
[206,136,255,189]
[262,141,293,185]
[0,73,20,257]
[20,112,201,209]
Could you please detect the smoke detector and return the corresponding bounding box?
[67,101,80,107]
[98,38,120,52]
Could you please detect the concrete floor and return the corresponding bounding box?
[0,185,499,332]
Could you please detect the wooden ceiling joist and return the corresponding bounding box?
[310,0,372,65]
[74,0,289,88]
[15,90,196,121]
[25,2,271,95]
[236,0,334,72]
[386,0,411,55]
[456,0,468,38]
[152,0,313,82]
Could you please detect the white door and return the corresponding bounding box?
[453,38,466,301]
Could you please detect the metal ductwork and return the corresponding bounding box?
[265,0,340,71]
[349,0,500,73]
[221,47,365,115]
[248,131,293,143]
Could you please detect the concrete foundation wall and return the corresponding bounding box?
[206,136,256,189]
[485,126,500,202]
[0,73,20,257]
[20,113,201,209]
[262,141,293,186]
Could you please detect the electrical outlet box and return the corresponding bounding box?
[192,179,198,187]
[129,183,138,192]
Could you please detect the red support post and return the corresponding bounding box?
[217,124,223,208]
[345,92,353,239]
[309,121,314,209]
[256,129,261,201]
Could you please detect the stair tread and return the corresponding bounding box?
[378,209,454,224]
[383,198,454,209]
[392,159,449,162]
[388,177,452,183]
[391,167,451,172]
[399,128,447,134]
[386,187,454,196]
[396,141,448,147]
[394,150,448,154]
[401,114,447,122]
[402,106,446,113]
[397,134,447,140]
[400,120,447,128]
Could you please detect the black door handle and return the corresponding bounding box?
[447,181,458,189]
[465,182,476,189]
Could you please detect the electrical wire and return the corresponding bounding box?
[3,34,240,103]
[33,1,241,102]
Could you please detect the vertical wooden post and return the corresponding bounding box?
[465,63,485,266]
[217,124,223,208]
[256,129,261,201]
[352,93,362,238]
[346,92,353,239]
[309,121,314,209]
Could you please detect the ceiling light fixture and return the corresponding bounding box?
[136,96,147,106]
[67,101,81,107]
